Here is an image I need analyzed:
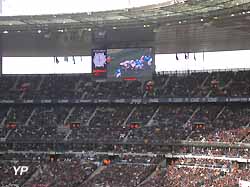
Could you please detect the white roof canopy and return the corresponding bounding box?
[2,0,171,16]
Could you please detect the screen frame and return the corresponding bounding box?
[91,49,108,79]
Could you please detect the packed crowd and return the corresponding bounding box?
[81,155,160,187]
[142,158,250,187]
[1,154,250,187]
[188,105,250,142]
[0,154,161,187]
[7,106,71,141]
[23,161,97,187]
[127,105,196,143]
[154,72,209,97]
[0,161,37,187]
[1,103,250,145]
[1,70,250,186]
[68,105,133,142]
[83,164,155,187]
[0,70,250,100]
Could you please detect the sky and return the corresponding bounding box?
[2,50,250,74]
[2,0,169,16]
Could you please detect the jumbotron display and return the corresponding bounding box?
[92,48,154,80]
[107,48,154,80]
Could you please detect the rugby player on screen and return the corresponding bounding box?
[115,68,122,78]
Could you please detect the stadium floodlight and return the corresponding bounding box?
[3,30,8,34]
[37,30,42,34]
[58,29,64,33]
[200,18,204,22]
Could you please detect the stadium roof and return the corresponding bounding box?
[0,0,248,30]
[1,0,250,54]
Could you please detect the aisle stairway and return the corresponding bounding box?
[82,165,107,185]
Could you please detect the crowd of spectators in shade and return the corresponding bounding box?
[0,70,250,100]
[23,161,97,187]
[83,163,156,187]
[0,103,250,146]
[6,106,71,141]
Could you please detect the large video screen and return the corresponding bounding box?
[107,48,154,80]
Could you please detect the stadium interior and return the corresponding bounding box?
[1,0,250,187]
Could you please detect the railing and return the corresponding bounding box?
[0,96,250,104]
[156,67,250,76]
[1,150,250,163]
